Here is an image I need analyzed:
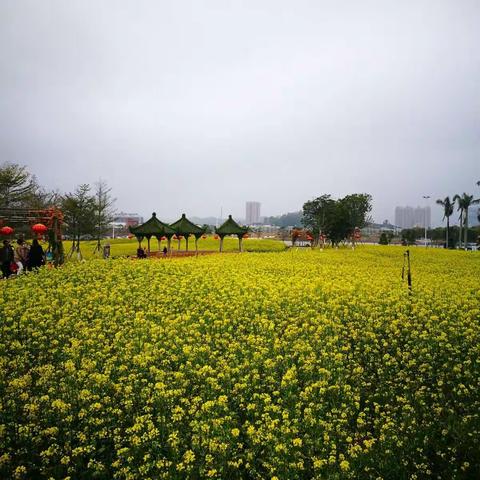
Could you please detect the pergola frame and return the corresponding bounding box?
[170,214,206,253]
[215,215,249,252]
[129,212,175,254]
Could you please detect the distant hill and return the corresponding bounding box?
[263,211,303,228]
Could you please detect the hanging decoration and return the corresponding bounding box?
[0,226,14,235]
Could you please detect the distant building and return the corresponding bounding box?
[361,220,400,236]
[395,206,431,229]
[246,201,261,225]
[468,206,480,227]
[113,212,144,227]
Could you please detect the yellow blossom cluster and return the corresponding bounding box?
[0,246,479,479]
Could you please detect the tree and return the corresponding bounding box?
[401,228,419,246]
[379,232,389,245]
[93,180,116,253]
[62,184,96,258]
[477,182,480,223]
[338,193,372,247]
[302,193,372,247]
[302,195,335,245]
[0,162,39,208]
[436,196,454,248]
[453,194,465,248]
[454,193,480,250]
[264,211,303,228]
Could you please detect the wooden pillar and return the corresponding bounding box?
[195,237,199,254]
[157,237,161,253]
[219,236,224,252]
[167,236,172,253]
[147,236,151,255]
[185,235,189,252]
[239,235,243,252]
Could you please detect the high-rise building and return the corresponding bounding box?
[246,201,261,225]
[468,206,480,227]
[395,206,430,229]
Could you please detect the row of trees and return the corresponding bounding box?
[263,211,303,228]
[436,181,480,249]
[301,193,372,247]
[0,163,116,255]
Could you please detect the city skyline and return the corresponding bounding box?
[395,205,432,230]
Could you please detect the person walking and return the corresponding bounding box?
[27,238,45,270]
[15,238,29,274]
[0,240,15,279]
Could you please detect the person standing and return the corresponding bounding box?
[27,238,45,270]
[0,240,15,278]
[15,238,29,274]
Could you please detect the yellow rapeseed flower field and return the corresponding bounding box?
[0,246,479,479]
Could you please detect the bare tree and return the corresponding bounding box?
[93,180,116,254]
[62,184,96,259]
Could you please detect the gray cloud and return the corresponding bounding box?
[1,0,479,224]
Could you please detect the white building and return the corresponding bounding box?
[113,212,144,227]
[246,201,261,225]
[468,206,480,227]
[395,206,431,229]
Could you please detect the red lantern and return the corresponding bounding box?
[32,223,48,234]
[128,234,134,239]
[243,234,249,239]
[202,234,207,240]
[306,235,313,241]
[0,226,14,235]
[178,235,183,240]
[161,236,167,241]
[214,235,219,240]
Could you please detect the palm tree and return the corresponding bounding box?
[454,193,480,250]
[453,194,464,248]
[476,182,480,224]
[436,196,454,248]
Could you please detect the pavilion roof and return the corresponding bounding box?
[170,213,206,237]
[215,215,249,236]
[129,212,175,238]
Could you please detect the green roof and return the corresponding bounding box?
[170,213,206,237]
[129,212,175,238]
[215,215,248,236]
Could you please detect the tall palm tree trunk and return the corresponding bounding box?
[458,211,463,248]
[464,208,469,250]
[446,217,449,248]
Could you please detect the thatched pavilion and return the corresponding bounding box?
[170,214,206,253]
[215,215,249,252]
[129,212,175,254]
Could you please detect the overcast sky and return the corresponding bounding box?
[1,0,479,224]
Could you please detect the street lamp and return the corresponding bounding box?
[422,195,430,247]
